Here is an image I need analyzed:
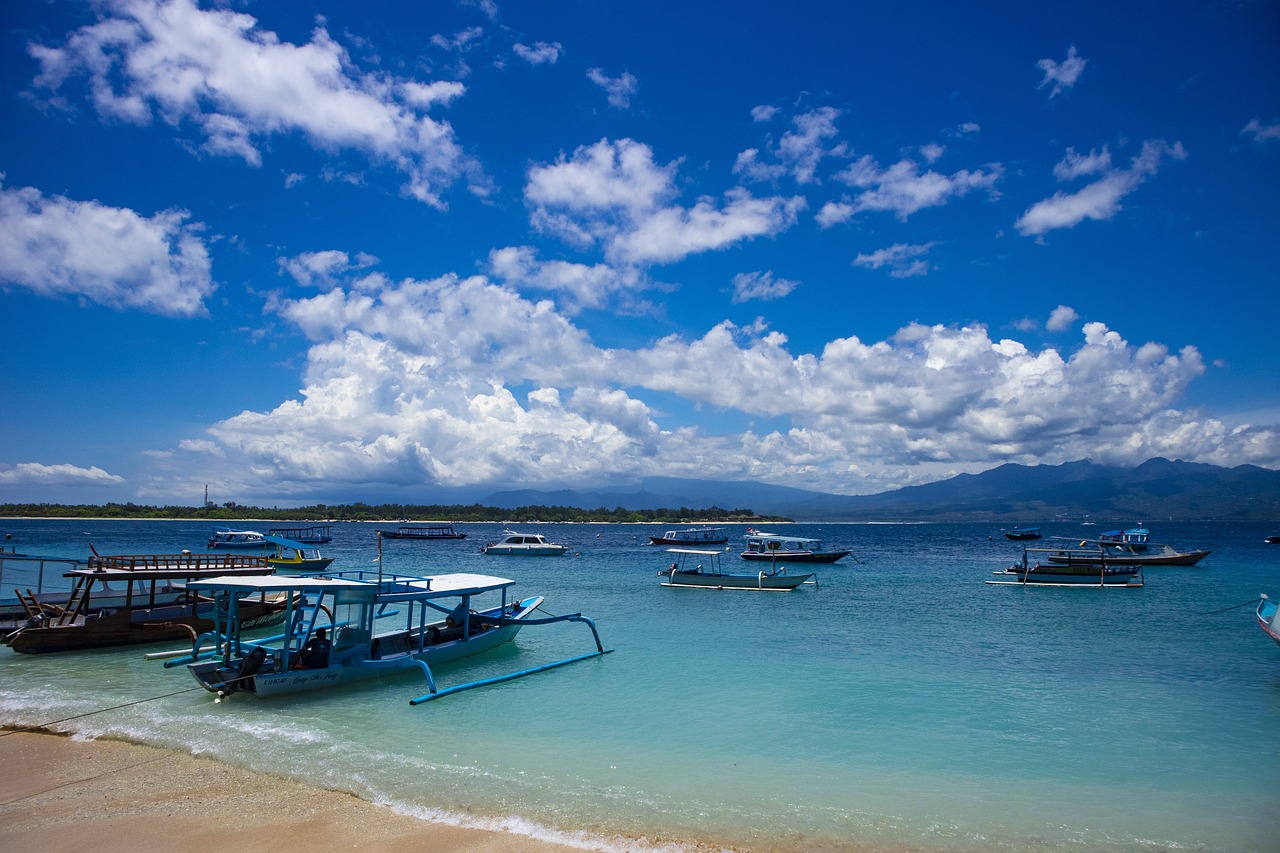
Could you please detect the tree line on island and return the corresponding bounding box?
[0,502,786,525]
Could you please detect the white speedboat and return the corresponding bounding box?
[481,531,569,556]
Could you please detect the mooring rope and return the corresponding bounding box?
[0,685,206,739]
[1200,596,1262,615]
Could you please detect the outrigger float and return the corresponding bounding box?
[166,568,611,704]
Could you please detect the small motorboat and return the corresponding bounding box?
[659,548,815,591]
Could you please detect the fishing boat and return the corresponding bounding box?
[659,548,815,591]
[1043,539,1211,567]
[740,530,850,563]
[1004,527,1043,541]
[172,569,609,703]
[382,523,467,540]
[207,528,270,550]
[2,552,282,654]
[987,546,1144,587]
[481,531,569,556]
[648,526,729,546]
[264,535,334,574]
[1258,594,1280,647]
[267,525,333,544]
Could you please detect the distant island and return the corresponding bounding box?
[0,501,786,525]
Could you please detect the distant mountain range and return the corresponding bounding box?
[483,458,1280,522]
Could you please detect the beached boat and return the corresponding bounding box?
[267,525,333,544]
[1004,527,1042,541]
[648,526,729,546]
[382,524,467,540]
[1258,594,1280,647]
[1043,539,1211,567]
[264,535,334,574]
[172,569,609,703]
[2,552,281,653]
[987,546,1144,587]
[207,528,269,550]
[740,530,850,563]
[481,531,569,556]
[659,548,815,591]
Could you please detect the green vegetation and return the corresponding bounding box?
[0,502,786,524]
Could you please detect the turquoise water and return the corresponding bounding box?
[1,519,1276,852]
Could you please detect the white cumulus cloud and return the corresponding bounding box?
[0,179,214,317]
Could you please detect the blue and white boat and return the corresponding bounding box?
[659,548,815,591]
[172,569,609,703]
[1098,526,1150,549]
[741,529,850,563]
[207,528,269,550]
[1258,594,1280,648]
[267,525,333,544]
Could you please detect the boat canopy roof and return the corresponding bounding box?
[744,532,821,544]
[186,571,516,599]
[67,564,272,581]
[666,548,726,556]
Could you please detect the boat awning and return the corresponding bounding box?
[67,565,275,581]
[666,548,725,555]
[186,575,370,593]
[406,573,516,594]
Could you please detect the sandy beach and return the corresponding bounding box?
[0,730,594,853]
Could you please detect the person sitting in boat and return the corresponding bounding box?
[295,627,331,669]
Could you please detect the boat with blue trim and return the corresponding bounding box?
[172,568,609,703]
[659,548,815,591]
[1258,594,1279,647]
[740,529,850,564]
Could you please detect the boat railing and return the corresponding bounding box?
[87,553,271,572]
[0,550,90,607]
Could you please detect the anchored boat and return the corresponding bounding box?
[207,528,270,550]
[648,526,729,546]
[659,548,816,591]
[171,569,609,704]
[382,523,467,540]
[1258,594,1279,648]
[481,531,569,555]
[988,545,1144,587]
[740,529,850,564]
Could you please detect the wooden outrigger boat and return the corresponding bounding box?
[169,568,610,704]
[988,545,1144,587]
[659,548,816,591]
[1004,526,1042,541]
[1258,594,1280,648]
[3,552,281,654]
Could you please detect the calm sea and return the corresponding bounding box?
[1,519,1275,852]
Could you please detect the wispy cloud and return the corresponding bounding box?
[1037,45,1087,98]
[1016,139,1187,238]
[587,68,638,109]
[853,242,937,278]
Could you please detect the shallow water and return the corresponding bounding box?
[1,519,1275,852]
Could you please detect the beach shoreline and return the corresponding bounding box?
[0,729,647,853]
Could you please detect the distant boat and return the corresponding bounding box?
[1004,527,1043,541]
[740,529,850,563]
[648,526,729,546]
[207,528,269,550]
[382,524,467,541]
[1266,536,1280,545]
[481,531,569,556]
[658,548,815,591]
[1258,594,1279,647]
[267,525,333,544]
[987,546,1144,587]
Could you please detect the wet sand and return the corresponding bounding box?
[0,730,595,852]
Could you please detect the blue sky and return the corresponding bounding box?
[1,0,1278,507]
